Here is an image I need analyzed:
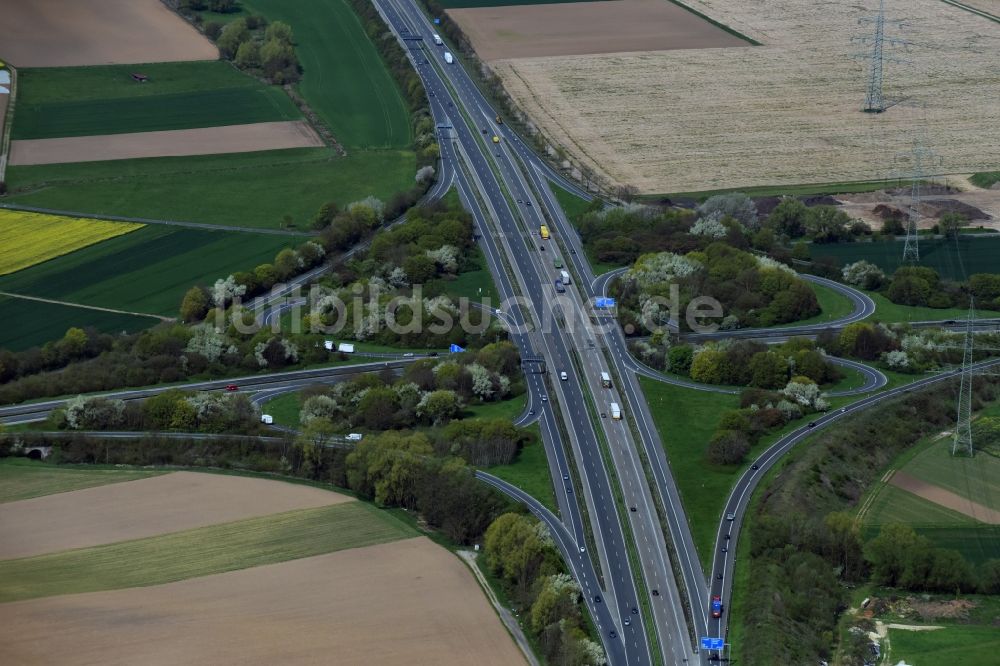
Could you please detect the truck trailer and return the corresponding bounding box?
[444,52,454,64]
[560,270,571,285]
[610,402,622,420]
[432,33,443,45]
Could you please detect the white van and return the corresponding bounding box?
[560,270,571,285]
[346,433,364,442]
[444,52,454,64]
[260,414,274,425]
[433,33,443,45]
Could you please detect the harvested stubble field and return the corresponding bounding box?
[0,0,217,67]
[492,0,1000,192]
[448,0,747,60]
[0,537,526,665]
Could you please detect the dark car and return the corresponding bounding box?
[629,506,637,512]
[225,384,239,391]
[595,595,602,603]
[808,421,817,428]
[631,607,639,615]
[609,630,617,639]
[751,463,759,470]
[651,589,659,596]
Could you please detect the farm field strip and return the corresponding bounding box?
[809,236,1000,281]
[449,0,748,60]
[0,471,353,561]
[0,461,163,504]
[0,224,299,316]
[0,209,143,275]
[10,121,324,166]
[0,537,526,666]
[4,147,415,230]
[0,0,217,67]
[493,0,1000,192]
[0,501,414,603]
[245,0,412,149]
[0,295,157,351]
[13,61,302,140]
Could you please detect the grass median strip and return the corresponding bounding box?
[0,502,416,603]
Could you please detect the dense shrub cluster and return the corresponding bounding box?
[819,322,1000,371]
[483,513,606,665]
[632,337,841,389]
[294,342,524,440]
[741,378,1000,665]
[613,243,819,332]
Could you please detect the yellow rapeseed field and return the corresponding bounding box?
[0,210,143,277]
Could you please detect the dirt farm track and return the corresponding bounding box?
[0,0,217,67]
[0,537,527,666]
[489,0,1000,192]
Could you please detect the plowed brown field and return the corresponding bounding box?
[448,0,747,60]
[0,0,217,67]
[492,0,1000,192]
[0,537,527,666]
[889,470,1000,524]
[0,471,352,560]
[9,121,324,166]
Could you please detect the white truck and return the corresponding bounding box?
[260,414,274,425]
[601,372,612,388]
[444,51,454,64]
[610,402,622,420]
[337,342,355,353]
[432,33,443,45]
[560,270,571,285]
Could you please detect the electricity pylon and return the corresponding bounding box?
[854,0,910,113]
[952,300,975,457]
[894,140,941,264]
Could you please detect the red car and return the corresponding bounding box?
[711,595,723,618]
[225,384,239,392]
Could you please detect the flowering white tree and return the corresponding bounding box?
[882,349,910,369]
[697,192,758,231]
[426,245,460,273]
[65,395,126,430]
[348,195,386,222]
[212,274,247,307]
[756,255,796,274]
[690,216,727,238]
[185,324,226,363]
[301,395,340,425]
[415,165,435,183]
[781,379,829,411]
[842,260,885,289]
[468,362,495,399]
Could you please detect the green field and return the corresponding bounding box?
[0,295,157,351]
[903,438,1000,510]
[859,431,1000,564]
[0,459,162,503]
[639,377,740,566]
[246,0,411,149]
[487,435,556,512]
[5,148,415,229]
[868,291,1000,322]
[888,624,1000,665]
[809,236,1000,281]
[13,62,300,139]
[0,226,297,317]
[262,392,301,428]
[0,501,415,602]
[464,392,527,421]
[971,171,1000,188]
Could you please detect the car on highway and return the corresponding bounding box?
[541,395,548,402]
[563,473,570,481]
[594,595,601,603]
[751,463,759,470]
[579,545,585,552]
[808,421,817,428]
[711,595,724,618]
[629,506,637,512]
[623,617,631,626]
[225,384,239,391]
[726,512,735,521]
[632,607,638,614]
[492,135,500,143]
[560,371,568,381]
[609,630,617,639]
[651,589,659,596]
